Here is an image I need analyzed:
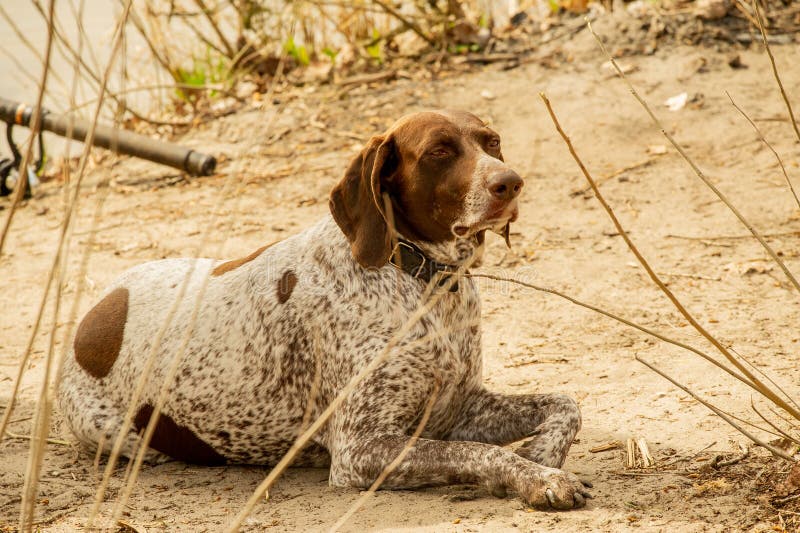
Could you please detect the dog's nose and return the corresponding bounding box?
[487,171,524,201]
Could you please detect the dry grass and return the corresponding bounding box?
[539,17,800,462]
[4,1,800,531]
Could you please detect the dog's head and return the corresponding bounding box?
[329,109,523,267]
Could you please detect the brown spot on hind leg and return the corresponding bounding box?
[74,287,129,378]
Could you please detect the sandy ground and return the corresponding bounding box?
[3,19,800,532]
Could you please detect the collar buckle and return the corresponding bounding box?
[389,239,459,292]
[390,241,426,279]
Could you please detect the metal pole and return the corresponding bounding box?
[0,97,216,176]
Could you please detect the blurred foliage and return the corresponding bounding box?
[127,0,516,92]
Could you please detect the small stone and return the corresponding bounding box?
[695,0,730,20]
[728,53,746,69]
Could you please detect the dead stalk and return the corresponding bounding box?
[636,356,793,461]
[0,0,58,440]
[727,91,800,211]
[15,3,134,529]
[466,273,754,388]
[0,3,69,91]
[751,0,800,144]
[0,0,132,443]
[110,263,224,524]
[587,20,800,296]
[53,0,96,403]
[371,0,434,45]
[468,272,794,441]
[751,397,800,446]
[540,91,800,422]
[97,58,289,526]
[0,0,56,256]
[225,254,478,533]
[730,346,800,415]
[330,379,442,532]
[191,0,236,57]
[19,221,69,531]
[5,432,71,446]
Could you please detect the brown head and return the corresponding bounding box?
[329,110,523,267]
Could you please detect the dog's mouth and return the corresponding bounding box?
[453,205,518,247]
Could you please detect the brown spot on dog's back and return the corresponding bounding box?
[212,243,276,276]
[134,404,226,465]
[74,288,128,378]
[277,270,298,303]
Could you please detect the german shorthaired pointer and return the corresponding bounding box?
[58,110,590,509]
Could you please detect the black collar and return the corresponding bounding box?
[388,239,460,292]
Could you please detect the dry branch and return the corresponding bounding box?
[0,0,59,440]
[0,0,56,256]
[636,438,655,467]
[99,59,291,526]
[0,3,69,91]
[371,0,435,45]
[731,346,800,415]
[191,0,236,57]
[751,0,800,144]
[751,398,800,446]
[569,27,800,417]
[225,254,478,532]
[5,432,72,446]
[587,20,800,296]
[540,90,800,457]
[626,438,636,468]
[727,91,800,211]
[636,356,793,461]
[14,4,135,529]
[465,273,753,388]
[330,379,442,532]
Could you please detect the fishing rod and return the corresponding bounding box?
[0,97,217,196]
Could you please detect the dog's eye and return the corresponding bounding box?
[428,148,452,158]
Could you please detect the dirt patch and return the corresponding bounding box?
[4,12,800,532]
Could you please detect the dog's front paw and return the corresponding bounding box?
[517,466,591,510]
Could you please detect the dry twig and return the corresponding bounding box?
[0,0,56,256]
[330,379,442,532]
[568,28,800,417]
[372,0,434,45]
[587,20,800,296]
[727,91,800,211]
[226,253,478,532]
[5,432,72,446]
[751,0,800,144]
[16,4,135,530]
[98,59,290,527]
[540,90,800,457]
[636,356,793,461]
[466,273,753,389]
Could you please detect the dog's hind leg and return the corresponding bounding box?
[58,359,167,463]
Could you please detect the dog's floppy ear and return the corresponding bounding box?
[329,135,399,268]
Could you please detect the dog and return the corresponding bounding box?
[58,109,590,509]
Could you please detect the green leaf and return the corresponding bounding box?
[322,47,338,61]
[366,42,382,63]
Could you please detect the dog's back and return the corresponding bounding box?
[58,219,334,465]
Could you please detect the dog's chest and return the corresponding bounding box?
[414,290,482,438]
